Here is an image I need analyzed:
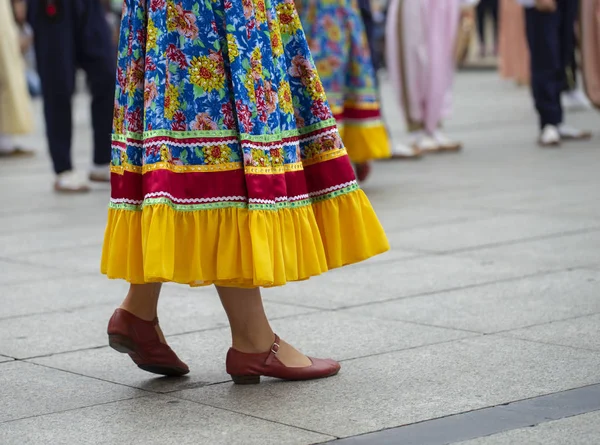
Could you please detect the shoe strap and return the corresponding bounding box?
[265,334,281,365]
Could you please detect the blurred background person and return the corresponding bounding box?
[385,0,479,155]
[498,0,530,85]
[0,0,34,157]
[476,0,499,58]
[12,0,42,97]
[297,0,391,182]
[560,24,592,111]
[27,0,116,192]
[579,0,600,109]
[520,0,591,146]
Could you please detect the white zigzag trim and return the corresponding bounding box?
[308,180,357,197]
[114,141,142,148]
[240,141,299,150]
[112,181,356,207]
[301,128,338,143]
[111,198,143,205]
[248,198,276,204]
[144,191,246,203]
[143,138,238,148]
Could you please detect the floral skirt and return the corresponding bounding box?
[101,0,389,287]
[298,0,390,163]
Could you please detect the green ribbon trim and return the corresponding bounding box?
[112,120,338,144]
[109,183,358,212]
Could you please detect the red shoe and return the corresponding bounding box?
[107,309,189,377]
[355,162,371,182]
[225,334,341,384]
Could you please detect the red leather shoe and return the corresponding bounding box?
[225,334,341,384]
[107,309,189,377]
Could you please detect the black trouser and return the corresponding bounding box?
[524,0,578,129]
[476,0,498,48]
[28,0,116,174]
[358,0,378,72]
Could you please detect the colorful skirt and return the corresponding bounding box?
[101,0,389,288]
[298,0,390,164]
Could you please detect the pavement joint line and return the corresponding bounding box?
[0,287,320,322]
[492,332,600,354]
[354,226,600,266]
[334,335,482,365]
[2,240,103,259]
[320,383,600,445]
[488,309,600,337]
[335,266,576,312]
[461,203,600,217]
[0,270,100,290]
[18,359,161,395]
[363,307,600,340]
[344,252,434,270]
[428,226,600,257]
[0,300,121,322]
[12,310,322,361]
[0,395,153,426]
[383,214,500,236]
[168,391,340,440]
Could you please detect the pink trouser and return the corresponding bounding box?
[385,0,461,133]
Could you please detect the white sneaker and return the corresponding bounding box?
[54,170,90,193]
[432,131,462,152]
[561,89,592,111]
[538,125,561,147]
[391,143,421,159]
[557,124,592,141]
[414,134,439,153]
[89,164,111,182]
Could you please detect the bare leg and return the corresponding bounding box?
[120,283,167,344]
[216,286,312,367]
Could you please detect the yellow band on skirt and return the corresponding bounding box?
[101,189,389,287]
[339,123,391,164]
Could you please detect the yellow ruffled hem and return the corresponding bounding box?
[101,189,389,287]
[340,124,391,164]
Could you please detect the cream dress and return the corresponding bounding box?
[0,0,33,136]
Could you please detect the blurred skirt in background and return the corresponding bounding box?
[580,0,600,109]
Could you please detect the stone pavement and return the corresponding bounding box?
[1,71,599,445]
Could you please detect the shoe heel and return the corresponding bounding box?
[108,334,136,354]
[230,374,261,385]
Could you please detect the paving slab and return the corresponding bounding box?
[324,384,600,445]
[0,394,333,445]
[0,294,313,359]
[504,313,600,352]
[0,258,65,286]
[174,336,600,437]
[0,204,107,234]
[1,274,127,319]
[385,213,600,253]
[346,269,600,334]
[375,205,496,234]
[0,223,104,256]
[31,311,472,393]
[14,244,106,275]
[456,411,600,445]
[441,182,600,214]
[268,311,476,359]
[31,328,233,393]
[268,253,547,310]
[460,230,600,273]
[0,361,143,423]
